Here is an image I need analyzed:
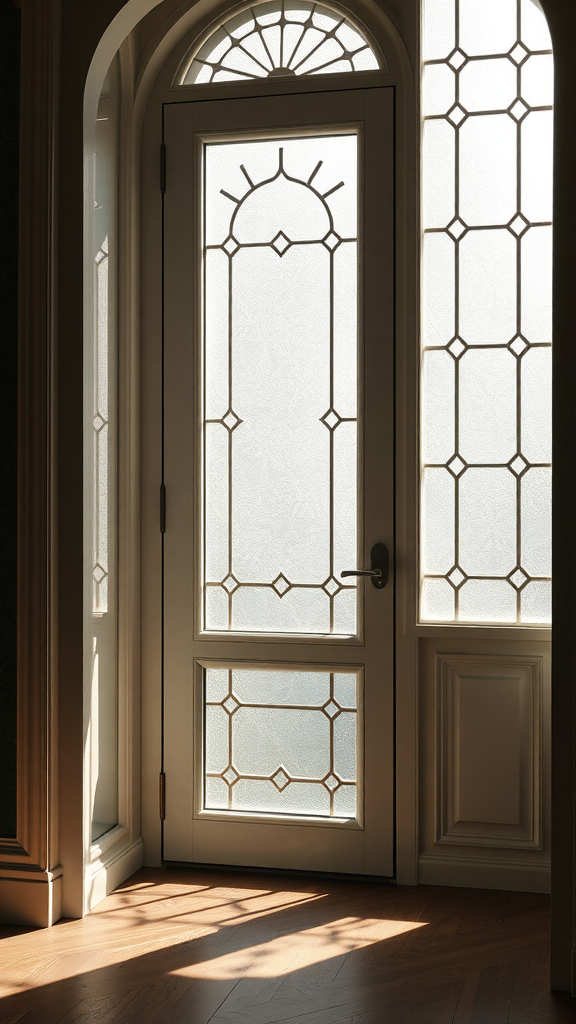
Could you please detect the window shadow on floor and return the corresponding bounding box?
[0,868,573,1023]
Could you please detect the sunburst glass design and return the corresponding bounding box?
[180,0,381,84]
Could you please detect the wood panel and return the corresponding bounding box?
[419,638,550,893]
[436,652,543,849]
[0,867,573,1022]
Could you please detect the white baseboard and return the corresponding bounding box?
[0,867,62,927]
[85,836,144,913]
[84,839,144,913]
[418,852,551,893]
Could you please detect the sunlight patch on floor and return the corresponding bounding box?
[169,916,427,979]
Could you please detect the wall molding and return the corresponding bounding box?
[418,851,550,894]
[435,653,543,851]
[0,0,61,926]
[85,837,143,913]
[0,865,62,927]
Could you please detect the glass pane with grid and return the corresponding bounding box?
[421,0,552,624]
[179,0,381,84]
[202,134,359,635]
[204,666,359,818]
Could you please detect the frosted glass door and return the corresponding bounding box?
[163,88,394,875]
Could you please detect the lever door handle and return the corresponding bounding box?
[341,542,389,590]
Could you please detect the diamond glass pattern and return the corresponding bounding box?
[447,455,466,477]
[447,218,467,240]
[272,574,291,596]
[178,1,382,85]
[448,338,466,358]
[510,567,529,589]
[448,567,466,588]
[321,408,342,430]
[271,230,291,255]
[322,231,341,251]
[448,49,467,70]
[447,104,467,126]
[509,214,529,237]
[509,454,529,476]
[509,336,529,356]
[323,700,340,718]
[323,774,340,791]
[322,577,341,596]
[223,235,240,255]
[204,667,358,817]
[203,134,359,634]
[509,98,530,122]
[509,42,529,65]
[271,768,290,791]
[421,0,552,624]
[222,409,242,431]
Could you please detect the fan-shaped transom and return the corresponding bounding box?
[177,0,383,85]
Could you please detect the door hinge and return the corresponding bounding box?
[159,772,166,821]
[160,483,166,533]
[160,142,166,193]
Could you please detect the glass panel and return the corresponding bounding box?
[421,350,455,464]
[458,349,516,464]
[422,120,455,229]
[459,58,517,112]
[422,63,456,116]
[90,64,119,843]
[204,667,359,818]
[458,115,516,226]
[459,0,516,56]
[179,0,382,84]
[203,134,359,635]
[421,0,553,624]
[459,230,517,344]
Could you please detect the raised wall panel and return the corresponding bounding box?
[435,653,543,849]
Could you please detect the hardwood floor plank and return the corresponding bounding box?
[451,971,480,1024]
[0,869,571,1024]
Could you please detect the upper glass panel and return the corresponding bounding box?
[202,133,359,636]
[177,1,382,85]
[420,0,553,625]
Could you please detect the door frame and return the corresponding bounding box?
[139,1,419,882]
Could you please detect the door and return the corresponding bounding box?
[162,87,394,875]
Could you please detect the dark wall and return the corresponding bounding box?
[0,0,20,839]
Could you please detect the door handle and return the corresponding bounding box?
[341,543,389,590]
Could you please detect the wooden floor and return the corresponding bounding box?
[0,868,573,1023]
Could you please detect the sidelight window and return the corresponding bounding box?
[420,0,553,625]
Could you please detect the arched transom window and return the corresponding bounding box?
[177,0,382,84]
[420,0,553,625]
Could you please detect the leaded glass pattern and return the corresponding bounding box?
[93,238,110,613]
[204,667,358,817]
[203,134,359,635]
[421,0,552,624]
[179,0,381,84]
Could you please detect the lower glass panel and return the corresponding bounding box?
[203,666,359,819]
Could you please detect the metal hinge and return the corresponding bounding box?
[160,483,166,533]
[160,142,166,193]
[159,772,166,821]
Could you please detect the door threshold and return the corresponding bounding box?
[161,859,396,885]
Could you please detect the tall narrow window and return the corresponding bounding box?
[420,0,552,624]
[89,65,119,842]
